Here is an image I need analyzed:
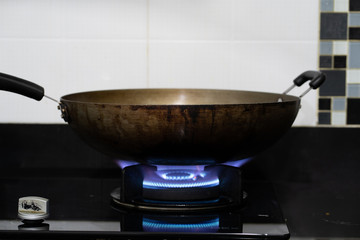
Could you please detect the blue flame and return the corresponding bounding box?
[143,178,219,189]
[115,158,252,191]
[115,158,252,170]
[222,157,252,168]
[142,218,219,232]
[143,165,219,189]
[114,159,139,169]
[160,170,195,181]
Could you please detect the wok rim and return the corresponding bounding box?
[60,88,300,106]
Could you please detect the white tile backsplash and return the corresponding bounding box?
[230,41,318,126]
[0,0,147,39]
[149,0,233,40]
[0,0,319,125]
[231,0,318,41]
[229,41,318,92]
[0,39,147,123]
[149,41,232,88]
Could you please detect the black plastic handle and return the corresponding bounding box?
[293,70,326,90]
[0,72,44,101]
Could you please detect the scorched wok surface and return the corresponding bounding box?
[61,89,300,165]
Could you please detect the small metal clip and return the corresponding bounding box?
[57,102,70,122]
[44,95,70,122]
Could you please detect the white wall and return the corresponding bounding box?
[0,0,319,125]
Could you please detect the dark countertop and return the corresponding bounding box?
[251,127,360,238]
[1,124,360,238]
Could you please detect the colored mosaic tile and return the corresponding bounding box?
[321,0,334,11]
[334,0,349,12]
[332,111,346,125]
[318,112,331,124]
[333,41,347,54]
[319,98,332,110]
[320,13,348,39]
[319,0,360,126]
[347,84,360,97]
[320,56,332,68]
[349,27,360,40]
[332,98,346,110]
[319,70,346,96]
[349,13,360,26]
[350,0,360,11]
[347,98,360,124]
[349,42,360,68]
[347,70,360,83]
[320,41,333,54]
[334,55,347,68]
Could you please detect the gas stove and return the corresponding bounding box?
[0,158,289,239]
[110,159,249,211]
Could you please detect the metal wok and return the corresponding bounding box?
[0,71,325,165]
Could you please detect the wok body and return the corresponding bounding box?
[61,89,300,165]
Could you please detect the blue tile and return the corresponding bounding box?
[348,84,360,97]
[332,98,346,110]
[321,0,334,11]
[349,13,360,26]
[349,42,360,68]
[320,41,333,54]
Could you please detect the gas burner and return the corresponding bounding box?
[142,166,220,201]
[158,170,196,180]
[111,161,244,212]
[111,187,236,212]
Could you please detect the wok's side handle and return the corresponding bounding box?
[0,72,44,101]
[283,70,326,98]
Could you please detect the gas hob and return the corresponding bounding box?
[0,167,289,239]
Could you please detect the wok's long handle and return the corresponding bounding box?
[283,70,326,98]
[0,72,69,121]
[0,72,45,101]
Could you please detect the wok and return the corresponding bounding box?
[0,71,325,165]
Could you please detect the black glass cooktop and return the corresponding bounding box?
[0,168,289,240]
